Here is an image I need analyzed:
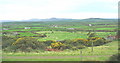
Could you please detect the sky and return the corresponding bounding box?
[0,0,119,20]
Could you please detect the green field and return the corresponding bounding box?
[2,41,118,61]
[36,31,116,41]
[96,28,117,30]
[2,19,118,61]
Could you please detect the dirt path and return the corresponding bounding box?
[3,55,112,59]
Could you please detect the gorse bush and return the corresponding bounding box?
[6,37,46,52]
[21,37,107,51]
[59,38,87,50]
[72,38,88,45]
[51,41,64,50]
[2,35,110,52]
[87,37,107,46]
[70,38,87,50]
[44,40,56,46]
[93,38,106,46]
[2,35,17,49]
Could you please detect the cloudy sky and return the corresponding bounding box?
[0,0,119,20]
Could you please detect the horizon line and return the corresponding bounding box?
[0,17,118,21]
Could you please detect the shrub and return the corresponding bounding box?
[87,37,107,46]
[44,40,56,46]
[8,37,46,52]
[62,44,72,50]
[76,45,86,49]
[56,39,74,50]
[72,38,88,45]
[2,35,17,49]
[71,47,77,50]
[51,41,64,50]
[60,38,87,50]
[93,38,105,46]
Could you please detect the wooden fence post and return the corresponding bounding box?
[80,50,82,61]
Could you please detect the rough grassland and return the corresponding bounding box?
[3,41,118,61]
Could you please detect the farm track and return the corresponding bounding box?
[3,55,112,59]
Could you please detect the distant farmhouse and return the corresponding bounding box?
[13,32,19,35]
[52,25,58,27]
[67,28,75,30]
[3,28,8,30]
[24,27,31,29]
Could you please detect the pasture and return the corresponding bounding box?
[37,31,116,41]
[2,41,118,61]
[1,18,118,61]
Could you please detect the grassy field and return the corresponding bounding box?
[2,19,117,32]
[96,28,117,30]
[2,41,118,61]
[2,19,118,61]
[36,31,116,41]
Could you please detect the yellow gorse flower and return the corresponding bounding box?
[51,42,64,47]
[12,37,35,45]
[73,38,88,42]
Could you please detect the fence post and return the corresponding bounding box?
[91,41,93,52]
[80,50,82,61]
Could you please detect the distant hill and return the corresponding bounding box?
[22,18,76,22]
[0,18,117,22]
[79,18,117,22]
[0,20,16,22]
